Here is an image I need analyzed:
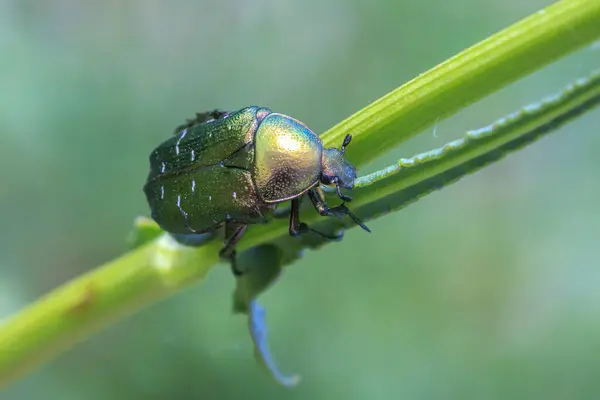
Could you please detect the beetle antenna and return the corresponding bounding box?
[341,134,352,154]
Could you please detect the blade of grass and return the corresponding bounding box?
[351,72,600,210]
[322,0,600,166]
[349,72,600,223]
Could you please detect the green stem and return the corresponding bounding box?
[0,238,221,387]
[322,0,600,166]
[349,71,600,217]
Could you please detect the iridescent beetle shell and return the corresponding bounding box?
[144,107,274,235]
[143,106,370,275]
[253,113,323,202]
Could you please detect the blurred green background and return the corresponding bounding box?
[2,1,600,399]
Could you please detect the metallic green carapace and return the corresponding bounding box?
[143,106,370,275]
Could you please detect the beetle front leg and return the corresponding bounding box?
[288,198,342,241]
[307,189,371,233]
[220,222,248,276]
[334,178,353,202]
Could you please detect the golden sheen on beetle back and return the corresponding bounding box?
[253,113,323,203]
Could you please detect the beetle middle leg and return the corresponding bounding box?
[288,198,342,240]
[307,189,371,233]
[220,221,248,276]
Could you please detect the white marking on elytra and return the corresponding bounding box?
[161,162,166,173]
[176,194,188,218]
[175,128,188,155]
[208,195,212,201]
[233,191,237,199]
[192,179,196,192]
[191,149,195,161]
[161,185,165,199]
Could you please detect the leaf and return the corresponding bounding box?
[232,245,300,387]
[321,0,600,167]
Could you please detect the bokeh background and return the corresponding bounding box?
[2,1,600,399]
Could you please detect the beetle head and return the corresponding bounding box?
[321,134,356,192]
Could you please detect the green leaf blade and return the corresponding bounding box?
[352,70,600,214]
[322,0,600,167]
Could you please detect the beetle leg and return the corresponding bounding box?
[334,178,353,202]
[288,198,342,241]
[220,222,248,276]
[307,189,371,233]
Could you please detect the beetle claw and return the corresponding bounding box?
[346,209,371,233]
[332,203,371,233]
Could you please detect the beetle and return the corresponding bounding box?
[143,106,370,275]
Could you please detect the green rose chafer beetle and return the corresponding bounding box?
[143,106,370,274]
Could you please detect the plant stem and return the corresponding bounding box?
[350,71,600,214]
[322,0,600,166]
[0,237,220,387]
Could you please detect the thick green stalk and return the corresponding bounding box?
[323,0,600,166]
[0,237,220,387]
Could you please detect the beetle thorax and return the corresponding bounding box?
[253,113,323,203]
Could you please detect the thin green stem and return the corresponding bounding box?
[322,0,600,166]
[348,71,600,220]
[352,73,600,205]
